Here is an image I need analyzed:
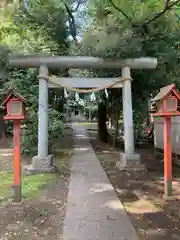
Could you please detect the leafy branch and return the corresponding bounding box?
[109,0,132,24]
[109,0,180,28]
[143,0,180,25]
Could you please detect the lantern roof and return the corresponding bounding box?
[1,89,27,107]
[152,84,180,102]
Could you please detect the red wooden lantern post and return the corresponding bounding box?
[2,90,27,203]
[152,84,180,198]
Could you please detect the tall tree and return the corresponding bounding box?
[73,0,180,142]
[0,0,70,153]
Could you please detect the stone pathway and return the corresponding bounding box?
[62,124,139,240]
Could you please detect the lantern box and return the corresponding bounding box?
[152,84,180,117]
[2,89,27,120]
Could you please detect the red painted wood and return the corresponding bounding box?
[13,120,21,186]
[153,112,180,117]
[164,117,172,186]
[4,115,26,120]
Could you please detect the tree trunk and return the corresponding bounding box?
[89,109,91,123]
[97,99,109,143]
[0,113,6,138]
[113,110,120,147]
[112,96,121,147]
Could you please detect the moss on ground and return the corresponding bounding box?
[0,126,74,202]
[0,171,56,201]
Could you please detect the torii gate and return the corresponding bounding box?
[9,55,157,171]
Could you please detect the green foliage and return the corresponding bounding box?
[48,109,64,145]
[14,0,68,53]
[0,0,180,147]
[21,108,64,156]
[21,110,38,155]
[0,1,71,155]
[4,68,64,155]
[74,0,180,131]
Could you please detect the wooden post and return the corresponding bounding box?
[164,116,172,197]
[13,120,21,202]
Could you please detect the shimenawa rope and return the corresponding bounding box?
[49,77,132,93]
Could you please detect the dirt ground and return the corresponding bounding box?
[0,126,73,240]
[88,128,180,240]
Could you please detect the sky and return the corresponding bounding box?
[23,0,88,41]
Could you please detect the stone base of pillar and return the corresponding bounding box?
[24,155,57,174]
[116,152,146,172]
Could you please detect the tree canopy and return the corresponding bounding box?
[73,0,180,133]
[0,0,179,147]
[0,0,72,153]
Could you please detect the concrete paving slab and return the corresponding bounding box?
[62,125,139,240]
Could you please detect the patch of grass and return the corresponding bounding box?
[0,128,74,203]
[75,122,97,126]
[22,173,56,199]
[0,171,56,201]
[0,152,72,202]
[0,172,13,200]
[75,122,98,131]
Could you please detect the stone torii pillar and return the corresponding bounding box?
[122,66,135,155]
[117,66,144,170]
[31,65,53,172]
